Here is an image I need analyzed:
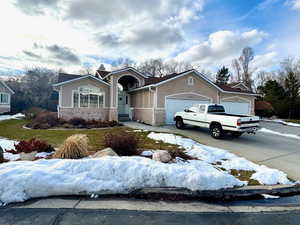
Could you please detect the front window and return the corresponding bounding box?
[0,93,9,104]
[73,86,104,108]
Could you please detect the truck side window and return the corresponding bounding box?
[199,105,206,113]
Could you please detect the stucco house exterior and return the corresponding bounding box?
[53,66,259,125]
[0,80,14,114]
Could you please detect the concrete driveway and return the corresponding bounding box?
[124,121,300,181]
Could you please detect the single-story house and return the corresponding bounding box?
[53,66,259,125]
[0,80,14,114]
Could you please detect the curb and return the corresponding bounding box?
[130,184,300,201]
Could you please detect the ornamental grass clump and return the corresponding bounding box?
[54,134,89,159]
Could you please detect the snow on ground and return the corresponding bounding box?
[0,131,293,205]
[147,132,292,186]
[0,139,20,161]
[259,128,300,140]
[0,113,24,121]
[0,138,52,161]
[0,157,244,204]
[263,119,300,128]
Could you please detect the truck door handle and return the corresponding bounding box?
[193,114,197,116]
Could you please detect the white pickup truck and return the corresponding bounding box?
[174,104,260,139]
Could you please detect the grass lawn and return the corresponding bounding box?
[286,119,300,124]
[0,119,181,152]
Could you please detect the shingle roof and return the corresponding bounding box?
[57,73,84,83]
[144,70,194,86]
[215,83,255,94]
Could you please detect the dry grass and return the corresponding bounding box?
[230,169,260,185]
[54,134,89,159]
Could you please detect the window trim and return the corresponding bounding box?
[187,76,194,86]
[72,85,105,108]
[0,92,9,104]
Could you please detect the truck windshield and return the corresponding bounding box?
[208,105,225,113]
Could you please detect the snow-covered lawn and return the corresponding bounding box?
[259,128,300,140]
[0,113,24,121]
[0,131,293,205]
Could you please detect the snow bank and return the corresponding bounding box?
[147,132,292,186]
[0,113,24,121]
[0,139,20,161]
[259,128,300,140]
[0,157,244,204]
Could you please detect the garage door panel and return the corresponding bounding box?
[221,101,250,115]
[165,98,210,124]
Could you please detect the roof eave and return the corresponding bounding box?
[53,75,111,87]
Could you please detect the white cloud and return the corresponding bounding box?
[251,51,279,71]
[175,29,267,66]
[291,0,300,10]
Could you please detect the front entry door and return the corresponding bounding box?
[118,91,129,115]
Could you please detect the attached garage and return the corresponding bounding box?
[220,97,251,115]
[165,94,211,124]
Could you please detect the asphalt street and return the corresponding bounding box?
[1,207,299,225]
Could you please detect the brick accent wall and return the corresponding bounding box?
[59,107,109,121]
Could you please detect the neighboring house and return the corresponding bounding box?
[0,80,14,114]
[53,66,259,125]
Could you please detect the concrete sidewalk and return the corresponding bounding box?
[5,196,300,213]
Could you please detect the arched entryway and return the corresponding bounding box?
[117,75,140,120]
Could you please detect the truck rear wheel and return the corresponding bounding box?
[210,124,224,139]
[175,118,185,129]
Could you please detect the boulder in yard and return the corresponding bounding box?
[20,151,37,161]
[92,148,118,158]
[152,150,172,163]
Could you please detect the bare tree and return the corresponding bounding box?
[78,64,94,75]
[137,58,193,77]
[231,59,241,82]
[239,47,254,89]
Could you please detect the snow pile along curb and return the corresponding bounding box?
[0,157,244,204]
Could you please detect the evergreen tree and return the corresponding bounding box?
[216,66,230,84]
[285,71,300,119]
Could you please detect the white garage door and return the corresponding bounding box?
[165,98,210,124]
[221,101,250,115]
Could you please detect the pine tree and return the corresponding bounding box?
[285,71,300,119]
[216,66,230,85]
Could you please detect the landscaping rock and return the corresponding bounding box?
[92,148,118,158]
[20,151,37,161]
[152,150,172,163]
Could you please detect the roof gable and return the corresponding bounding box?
[103,67,149,79]
[54,74,110,87]
[0,80,14,94]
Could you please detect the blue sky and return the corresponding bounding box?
[0,0,299,76]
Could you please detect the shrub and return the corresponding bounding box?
[24,107,47,120]
[69,117,87,126]
[53,134,89,159]
[27,112,62,129]
[6,138,54,154]
[104,132,140,156]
